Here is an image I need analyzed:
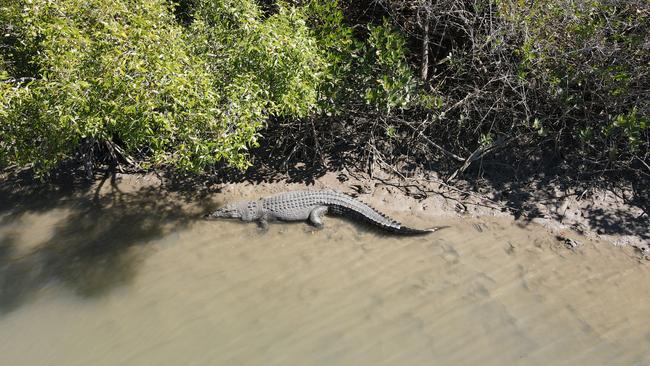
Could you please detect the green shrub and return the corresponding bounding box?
[499,0,649,161]
[0,0,262,173]
[1,0,422,174]
[362,18,417,114]
[286,1,417,117]
[191,0,325,119]
[300,0,357,114]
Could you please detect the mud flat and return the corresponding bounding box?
[0,172,649,365]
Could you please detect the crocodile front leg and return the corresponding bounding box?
[308,206,329,228]
[257,212,270,231]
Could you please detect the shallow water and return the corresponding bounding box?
[1,181,649,366]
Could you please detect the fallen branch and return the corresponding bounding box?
[447,136,508,182]
[407,122,465,162]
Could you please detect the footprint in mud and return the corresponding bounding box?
[441,244,460,264]
[425,240,445,255]
[566,304,594,334]
[465,273,497,300]
[298,286,320,302]
[517,264,546,302]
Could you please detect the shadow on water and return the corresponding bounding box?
[0,168,219,315]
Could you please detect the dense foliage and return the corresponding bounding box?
[2,0,224,172]
[0,0,328,173]
[1,0,648,180]
[502,0,649,158]
[376,0,649,176]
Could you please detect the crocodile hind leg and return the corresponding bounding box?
[308,206,329,228]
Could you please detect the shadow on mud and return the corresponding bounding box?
[465,156,650,244]
[0,169,218,315]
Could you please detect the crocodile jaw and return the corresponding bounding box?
[206,204,242,219]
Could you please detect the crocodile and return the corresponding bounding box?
[205,190,446,235]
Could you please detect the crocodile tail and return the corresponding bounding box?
[395,225,449,235]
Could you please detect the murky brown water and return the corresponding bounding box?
[1,179,649,366]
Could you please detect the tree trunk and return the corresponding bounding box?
[420,2,431,81]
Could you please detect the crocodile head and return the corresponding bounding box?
[205,200,260,221]
[207,203,243,219]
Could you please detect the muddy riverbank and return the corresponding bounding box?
[1,167,648,255]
